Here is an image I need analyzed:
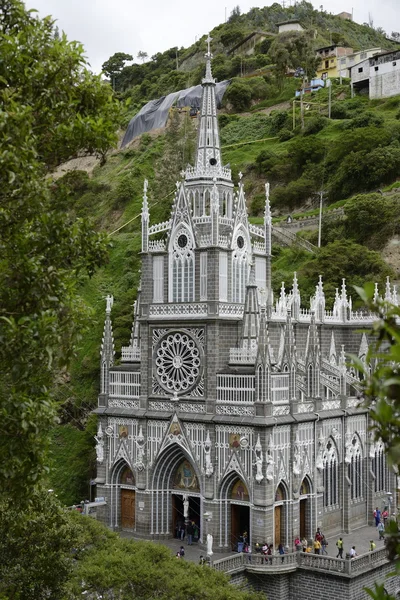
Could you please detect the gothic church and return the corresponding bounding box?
[94,43,396,550]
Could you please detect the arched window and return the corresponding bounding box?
[372,441,388,493]
[307,364,314,397]
[348,436,363,501]
[257,364,264,401]
[170,228,195,302]
[101,361,107,394]
[232,231,249,303]
[323,439,339,508]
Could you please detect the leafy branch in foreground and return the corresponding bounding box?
[352,283,400,599]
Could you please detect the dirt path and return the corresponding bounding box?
[239,100,292,118]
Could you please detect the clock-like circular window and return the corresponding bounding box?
[155,332,202,394]
[177,233,188,248]
[237,235,245,249]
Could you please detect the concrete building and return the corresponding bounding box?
[335,11,353,21]
[277,20,304,34]
[350,50,400,99]
[94,43,396,553]
[316,45,354,79]
[338,47,385,78]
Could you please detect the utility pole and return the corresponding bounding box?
[327,78,332,118]
[318,190,324,247]
[176,48,179,70]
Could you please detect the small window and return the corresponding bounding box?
[358,67,363,73]
[330,59,334,63]
[393,62,397,66]
[325,60,329,68]
[375,66,379,71]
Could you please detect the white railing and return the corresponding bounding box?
[121,346,141,362]
[219,217,234,226]
[273,404,290,416]
[149,303,208,318]
[199,234,212,247]
[193,216,211,225]
[218,303,244,318]
[184,165,232,180]
[249,224,264,238]
[322,399,341,410]
[297,402,314,413]
[271,373,289,403]
[213,547,388,576]
[217,374,255,403]
[148,220,171,235]
[229,348,257,364]
[148,239,166,252]
[218,234,229,248]
[253,241,266,254]
[109,371,140,398]
[216,405,255,416]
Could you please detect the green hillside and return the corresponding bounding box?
[48,4,400,504]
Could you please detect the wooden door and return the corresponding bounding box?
[121,489,135,529]
[274,505,282,547]
[300,499,306,539]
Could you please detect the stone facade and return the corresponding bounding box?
[94,46,397,554]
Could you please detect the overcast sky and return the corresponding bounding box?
[26,0,399,74]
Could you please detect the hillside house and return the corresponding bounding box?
[336,11,353,21]
[338,48,386,78]
[350,50,400,98]
[316,45,353,79]
[276,20,303,34]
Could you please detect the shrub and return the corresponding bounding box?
[247,76,269,101]
[344,192,400,248]
[224,80,252,112]
[279,128,294,142]
[269,110,291,134]
[345,111,384,129]
[303,115,328,135]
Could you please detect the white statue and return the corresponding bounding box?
[293,432,302,476]
[204,430,214,477]
[254,434,264,483]
[135,426,145,471]
[183,494,189,518]
[105,294,113,314]
[94,423,104,463]
[316,430,325,471]
[345,432,353,464]
[207,533,213,557]
[266,435,274,482]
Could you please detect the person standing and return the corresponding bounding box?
[301,537,308,552]
[314,538,321,554]
[336,537,344,559]
[350,546,357,558]
[278,543,285,563]
[186,521,194,545]
[378,521,385,540]
[370,540,376,552]
[321,534,328,555]
[374,507,381,527]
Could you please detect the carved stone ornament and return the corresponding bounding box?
[253,434,264,483]
[94,423,104,463]
[293,433,302,477]
[204,430,214,477]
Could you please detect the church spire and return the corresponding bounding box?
[193,35,224,179]
[100,295,115,395]
[241,262,259,349]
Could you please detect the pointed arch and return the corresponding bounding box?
[219,468,252,504]
[300,475,312,496]
[348,433,363,501]
[372,440,388,493]
[231,227,250,303]
[275,480,289,502]
[322,437,339,508]
[169,224,195,302]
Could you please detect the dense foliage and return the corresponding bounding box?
[0,0,120,500]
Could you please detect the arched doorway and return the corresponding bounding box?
[299,477,312,539]
[230,478,250,551]
[120,466,136,529]
[151,446,202,538]
[275,482,288,547]
[171,459,201,539]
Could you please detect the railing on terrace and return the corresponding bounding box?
[121,346,141,362]
[212,547,389,576]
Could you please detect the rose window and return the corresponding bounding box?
[155,332,202,393]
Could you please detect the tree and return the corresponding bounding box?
[351,288,400,599]
[269,31,320,88]
[137,50,148,63]
[101,51,133,90]
[224,79,252,112]
[0,0,120,502]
